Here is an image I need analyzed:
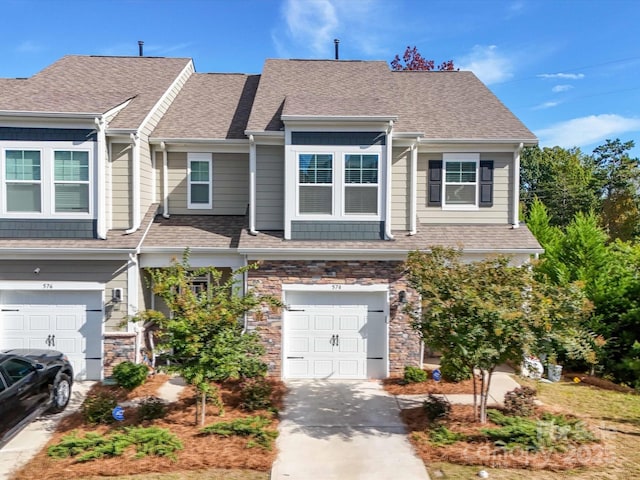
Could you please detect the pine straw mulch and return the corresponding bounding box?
[402,404,613,471]
[565,373,638,394]
[382,369,477,395]
[12,378,287,480]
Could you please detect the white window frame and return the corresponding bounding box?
[187,153,212,210]
[297,152,334,216]
[0,141,94,218]
[53,149,91,213]
[342,152,379,216]
[442,153,480,210]
[4,148,43,213]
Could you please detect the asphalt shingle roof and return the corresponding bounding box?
[142,215,245,249]
[152,73,259,140]
[0,55,192,130]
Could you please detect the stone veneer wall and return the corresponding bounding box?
[103,332,137,377]
[246,260,422,378]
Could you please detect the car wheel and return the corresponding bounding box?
[49,373,72,413]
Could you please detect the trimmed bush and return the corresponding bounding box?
[201,415,278,449]
[240,377,273,412]
[137,397,167,422]
[503,386,537,417]
[423,394,451,422]
[403,365,428,384]
[112,361,149,390]
[81,392,118,425]
[439,355,473,383]
[429,425,466,446]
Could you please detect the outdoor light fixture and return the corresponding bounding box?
[112,288,123,303]
[398,290,407,304]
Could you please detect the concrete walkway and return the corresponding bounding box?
[271,380,430,480]
[0,381,93,480]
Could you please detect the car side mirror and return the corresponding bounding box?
[34,363,45,371]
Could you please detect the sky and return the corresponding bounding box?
[2,0,640,157]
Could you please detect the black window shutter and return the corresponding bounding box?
[479,160,493,207]
[428,160,442,206]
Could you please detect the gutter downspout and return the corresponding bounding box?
[125,133,141,234]
[160,141,170,218]
[248,135,259,235]
[512,142,523,228]
[384,121,394,240]
[95,117,107,239]
[409,141,418,235]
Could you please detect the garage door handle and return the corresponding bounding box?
[335,334,339,346]
[45,334,56,347]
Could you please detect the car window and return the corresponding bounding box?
[1,358,34,385]
[0,373,5,392]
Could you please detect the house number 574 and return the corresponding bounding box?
[42,283,53,289]
[331,285,342,290]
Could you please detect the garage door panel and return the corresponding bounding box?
[288,337,310,353]
[337,360,360,377]
[289,314,310,330]
[28,315,51,330]
[313,337,333,353]
[337,337,360,354]
[288,359,310,377]
[313,360,333,377]
[314,315,334,330]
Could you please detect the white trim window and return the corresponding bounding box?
[443,153,479,208]
[344,153,378,215]
[298,153,333,215]
[5,149,42,212]
[54,150,89,212]
[188,153,212,209]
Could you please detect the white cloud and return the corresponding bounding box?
[537,73,585,80]
[457,45,513,85]
[533,101,560,110]
[275,0,338,57]
[536,114,640,148]
[552,84,573,93]
[16,41,43,53]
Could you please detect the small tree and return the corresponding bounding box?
[405,247,592,423]
[133,251,278,425]
[391,46,456,71]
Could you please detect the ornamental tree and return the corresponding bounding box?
[405,247,592,423]
[391,46,456,71]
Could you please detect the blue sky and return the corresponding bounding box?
[2,0,640,157]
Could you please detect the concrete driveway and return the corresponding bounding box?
[271,380,430,480]
[0,381,93,480]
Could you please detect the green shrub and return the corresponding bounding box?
[503,386,537,417]
[48,427,182,462]
[439,355,473,382]
[240,377,273,411]
[201,415,278,449]
[429,425,466,446]
[112,361,149,390]
[81,392,118,425]
[403,365,428,384]
[137,397,167,422]
[423,394,451,422]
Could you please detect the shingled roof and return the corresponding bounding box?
[152,73,259,140]
[246,59,537,142]
[0,55,192,130]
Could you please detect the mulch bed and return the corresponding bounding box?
[382,369,477,395]
[565,373,637,394]
[403,404,613,471]
[12,378,286,480]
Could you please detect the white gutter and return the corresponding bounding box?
[248,135,259,235]
[419,137,537,145]
[149,138,250,145]
[125,133,141,234]
[0,110,101,119]
[384,121,394,240]
[244,130,285,137]
[280,114,398,123]
[160,142,170,218]
[94,116,107,239]
[409,142,418,235]
[512,142,524,228]
[237,247,544,257]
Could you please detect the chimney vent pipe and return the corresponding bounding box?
[138,40,144,57]
[334,38,340,60]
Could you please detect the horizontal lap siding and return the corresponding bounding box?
[417,152,512,224]
[111,143,132,229]
[391,147,410,230]
[256,145,284,230]
[166,152,249,215]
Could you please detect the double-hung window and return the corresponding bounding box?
[54,151,89,212]
[443,153,479,208]
[5,150,41,212]
[188,153,212,209]
[298,153,333,214]
[344,154,378,214]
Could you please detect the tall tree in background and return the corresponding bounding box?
[391,46,456,71]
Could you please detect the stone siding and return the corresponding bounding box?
[103,332,137,377]
[247,260,422,378]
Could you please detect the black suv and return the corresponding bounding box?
[0,349,74,447]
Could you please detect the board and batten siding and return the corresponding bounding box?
[110,143,133,229]
[391,147,410,230]
[417,152,513,224]
[256,145,285,230]
[165,152,249,215]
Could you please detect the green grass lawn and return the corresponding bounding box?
[425,379,640,479]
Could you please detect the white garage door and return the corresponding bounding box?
[283,291,387,379]
[0,291,103,380]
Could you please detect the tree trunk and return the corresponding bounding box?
[200,390,207,427]
[479,368,494,424]
[471,364,479,421]
[479,370,486,423]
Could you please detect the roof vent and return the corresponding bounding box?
[138,40,144,57]
[334,38,340,60]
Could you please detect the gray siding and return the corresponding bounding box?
[391,147,410,230]
[291,131,386,146]
[0,127,96,142]
[291,221,384,240]
[111,143,132,229]
[417,152,512,224]
[166,152,249,215]
[256,145,284,230]
[0,219,95,238]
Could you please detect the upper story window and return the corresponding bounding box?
[428,153,493,209]
[54,151,89,212]
[444,158,477,207]
[344,154,378,215]
[298,153,333,214]
[5,150,41,212]
[188,153,212,209]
